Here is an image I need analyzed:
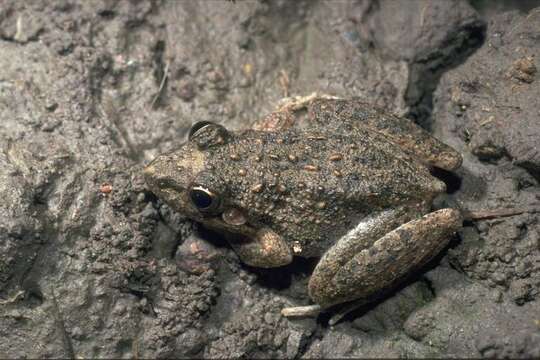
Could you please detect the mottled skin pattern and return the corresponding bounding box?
[144,96,463,315]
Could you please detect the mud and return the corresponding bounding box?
[0,0,538,358]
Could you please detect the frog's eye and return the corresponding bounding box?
[188,121,214,140]
[189,185,220,212]
[188,121,229,149]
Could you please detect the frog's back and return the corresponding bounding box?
[215,127,441,206]
[205,127,443,257]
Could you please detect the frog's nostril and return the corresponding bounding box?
[144,155,168,179]
[143,156,169,186]
[143,163,162,186]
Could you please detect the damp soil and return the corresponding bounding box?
[0,1,539,358]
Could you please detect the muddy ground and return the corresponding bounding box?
[0,0,539,358]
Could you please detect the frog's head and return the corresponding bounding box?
[144,121,292,267]
[143,121,231,223]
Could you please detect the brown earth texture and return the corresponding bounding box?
[1,0,539,358]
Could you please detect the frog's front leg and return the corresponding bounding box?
[225,227,293,268]
[282,207,461,321]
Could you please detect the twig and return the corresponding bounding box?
[0,290,25,305]
[151,61,170,109]
[464,207,539,221]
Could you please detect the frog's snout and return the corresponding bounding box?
[143,149,208,209]
[143,163,156,179]
[143,154,177,191]
[143,156,163,187]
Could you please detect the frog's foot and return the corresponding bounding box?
[281,304,322,318]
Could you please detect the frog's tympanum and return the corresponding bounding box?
[144,96,463,322]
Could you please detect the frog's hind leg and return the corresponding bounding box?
[308,99,462,171]
[306,208,461,324]
[282,206,417,319]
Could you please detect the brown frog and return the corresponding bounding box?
[143,95,463,323]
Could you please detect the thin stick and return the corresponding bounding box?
[464,207,540,221]
[151,61,170,109]
[0,290,25,305]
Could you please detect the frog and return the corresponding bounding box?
[143,94,463,324]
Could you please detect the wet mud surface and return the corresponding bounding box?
[0,1,539,358]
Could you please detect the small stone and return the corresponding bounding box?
[492,271,507,285]
[510,279,534,305]
[510,56,537,83]
[177,79,196,100]
[471,141,505,161]
[13,15,44,44]
[45,100,58,112]
[403,311,434,341]
[264,312,276,325]
[304,164,318,172]
[100,183,113,194]
[238,34,253,49]
[70,326,85,340]
[491,290,503,303]
[176,329,207,356]
[286,330,304,359]
[251,183,264,193]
